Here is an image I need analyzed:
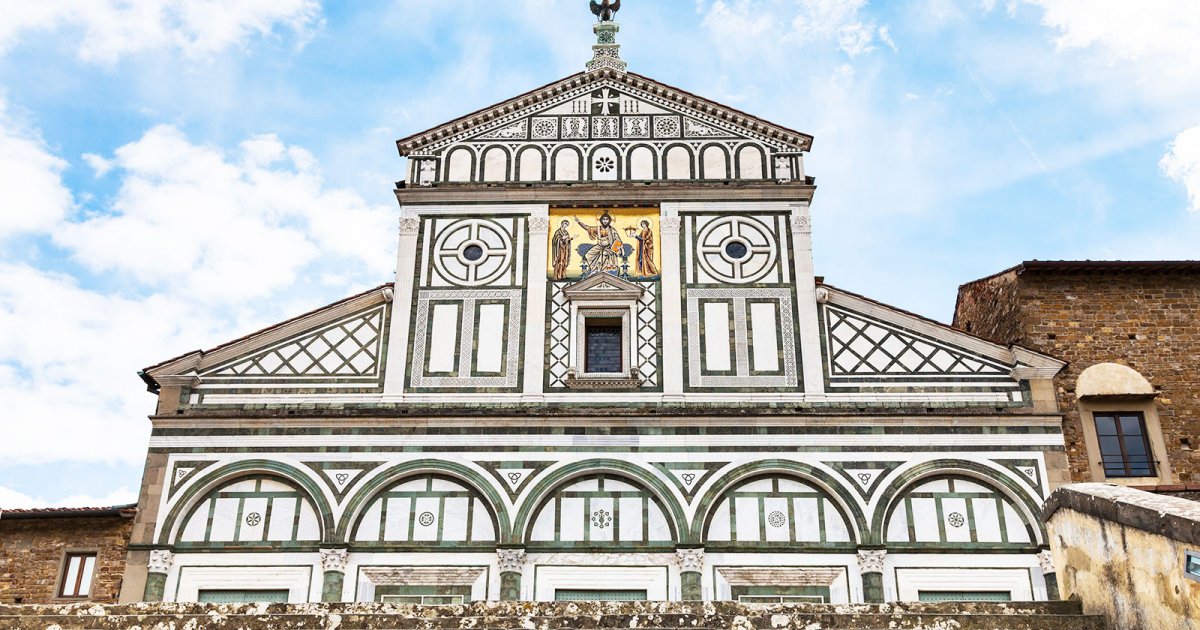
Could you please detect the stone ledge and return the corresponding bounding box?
[1043,482,1200,547]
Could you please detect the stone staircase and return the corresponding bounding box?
[0,600,1107,629]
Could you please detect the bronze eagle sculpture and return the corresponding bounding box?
[590,0,620,21]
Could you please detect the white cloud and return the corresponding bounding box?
[1161,126,1200,212]
[0,0,323,63]
[0,485,138,509]
[0,100,72,239]
[56,125,394,303]
[700,0,889,61]
[1027,0,1200,70]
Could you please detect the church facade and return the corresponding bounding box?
[120,14,1069,606]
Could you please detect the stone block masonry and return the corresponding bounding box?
[0,509,134,605]
[955,265,1200,483]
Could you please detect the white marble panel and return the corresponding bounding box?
[475,303,506,373]
[704,302,732,371]
[383,497,411,541]
[734,497,759,541]
[427,303,460,373]
[442,496,470,541]
[750,301,779,372]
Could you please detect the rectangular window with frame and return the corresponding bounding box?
[584,317,624,373]
[58,553,97,598]
[1094,412,1156,477]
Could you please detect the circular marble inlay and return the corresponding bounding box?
[768,510,787,528]
[947,512,965,528]
[419,511,436,526]
[591,509,612,529]
[245,512,262,527]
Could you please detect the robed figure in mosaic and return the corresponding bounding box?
[633,219,659,277]
[551,220,574,281]
[575,213,622,275]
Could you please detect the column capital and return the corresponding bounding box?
[1038,549,1055,574]
[660,216,681,233]
[399,215,421,236]
[528,216,551,235]
[320,548,349,573]
[674,547,705,573]
[147,549,174,575]
[497,548,527,573]
[857,549,887,574]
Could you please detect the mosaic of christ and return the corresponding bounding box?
[547,208,661,281]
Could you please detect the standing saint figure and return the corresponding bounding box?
[575,213,622,275]
[633,219,659,277]
[551,219,574,280]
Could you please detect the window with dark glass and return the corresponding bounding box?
[58,553,97,598]
[584,318,623,373]
[1094,412,1155,477]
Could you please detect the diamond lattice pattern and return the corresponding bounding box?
[637,282,659,386]
[826,308,1006,377]
[209,308,384,378]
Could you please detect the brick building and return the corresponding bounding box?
[0,505,136,604]
[954,260,1200,488]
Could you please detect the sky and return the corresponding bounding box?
[0,0,1198,508]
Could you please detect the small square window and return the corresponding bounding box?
[58,553,97,598]
[1093,412,1156,477]
[584,317,624,374]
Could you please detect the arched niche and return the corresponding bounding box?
[446,147,475,182]
[552,146,582,181]
[589,145,620,181]
[176,475,321,547]
[526,474,676,548]
[351,474,497,547]
[517,147,545,182]
[704,475,854,547]
[700,145,729,180]
[627,145,656,180]
[481,146,509,182]
[664,145,693,180]
[883,475,1034,547]
[736,145,765,179]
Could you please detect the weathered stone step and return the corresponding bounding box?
[0,601,1108,630]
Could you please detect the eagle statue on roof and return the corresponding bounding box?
[590,0,621,22]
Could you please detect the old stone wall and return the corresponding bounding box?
[0,515,133,605]
[956,270,1200,483]
[1044,483,1200,630]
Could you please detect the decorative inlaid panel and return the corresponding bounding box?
[352,475,496,545]
[705,476,852,545]
[685,288,798,389]
[409,289,524,390]
[422,217,523,288]
[685,213,789,285]
[823,305,1009,382]
[202,305,386,383]
[528,475,674,547]
[176,476,320,546]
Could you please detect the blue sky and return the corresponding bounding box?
[1,0,1198,507]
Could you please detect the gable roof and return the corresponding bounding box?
[395,68,814,156]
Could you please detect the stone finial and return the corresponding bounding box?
[675,547,705,573]
[320,548,349,573]
[147,549,175,575]
[1038,549,1056,574]
[586,21,627,72]
[497,548,527,573]
[857,549,887,574]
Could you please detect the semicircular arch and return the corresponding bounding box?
[336,459,509,544]
[868,459,1046,546]
[691,460,865,544]
[512,459,689,546]
[159,459,334,546]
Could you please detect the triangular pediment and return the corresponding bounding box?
[142,285,394,394]
[398,70,812,156]
[561,271,645,301]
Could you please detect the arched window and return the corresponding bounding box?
[704,476,853,546]
[177,476,320,547]
[528,474,675,548]
[352,474,496,546]
[884,476,1033,547]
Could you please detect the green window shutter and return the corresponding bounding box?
[554,589,648,601]
[197,589,290,603]
[917,591,1012,602]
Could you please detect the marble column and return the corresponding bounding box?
[1039,549,1060,600]
[142,549,173,602]
[675,547,704,601]
[523,211,551,399]
[383,212,422,394]
[857,549,886,603]
[497,548,526,601]
[659,214,684,399]
[320,548,349,602]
